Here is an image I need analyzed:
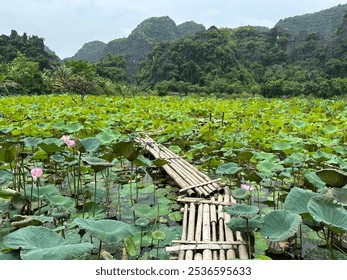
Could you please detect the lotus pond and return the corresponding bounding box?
[0,94,346,260]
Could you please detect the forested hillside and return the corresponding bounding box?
[68,16,205,78]
[275,4,347,38]
[137,14,347,97]
[1,5,347,97]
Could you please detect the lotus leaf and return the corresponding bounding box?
[152,230,166,241]
[256,160,284,176]
[231,188,250,200]
[307,195,347,231]
[304,170,326,190]
[284,187,318,214]
[226,215,263,233]
[74,218,134,243]
[79,137,101,153]
[316,169,347,188]
[113,141,140,161]
[260,210,302,241]
[326,188,347,206]
[216,162,242,175]
[3,226,94,260]
[133,204,157,219]
[82,156,114,172]
[224,204,259,219]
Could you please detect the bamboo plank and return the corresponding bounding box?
[213,251,218,260]
[181,204,189,241]
[171,240,245,245]
[194,253,203,260]
[219,250,226,260]
[238,245,249,259]
[203,250,212,260]
[177,197,232,206]
[166,244,241,252]
[227,249,236,259]
[195,204,203,241]
[210,198,217,242]
[187,203,196,241]
[178,251,185,260]
[203,204,211,241]
[185,250,193,260]
[224,212,234,242]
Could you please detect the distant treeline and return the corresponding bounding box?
[1,12,347,97]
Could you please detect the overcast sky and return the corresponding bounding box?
[1,0,346,58]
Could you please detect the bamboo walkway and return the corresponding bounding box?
[136,134,249,260]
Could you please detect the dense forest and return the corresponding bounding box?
[0,4,347,97]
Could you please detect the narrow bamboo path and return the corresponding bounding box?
[136,134,249,260]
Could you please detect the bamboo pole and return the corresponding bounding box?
[238,245,249,259]
[224,212,234,242]
[177,197,233,206]
[219,250,225,260]
[210,198,217,242]
[203,204,211,241]
[181,204,189,241]
[195,204,203,241]
[187,203,196,241]
[178,250,185,260]
[203,249,212,260]
[194,253,203,260]
[185,250,193,260]
[213,251,218,260]
[217,195,225,242]
[227,249,236,259]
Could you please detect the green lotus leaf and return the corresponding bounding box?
[135,218,150,227]
[256,160,284,176]
[284,187,318,214]
[260,210,302,241]
[231,188,250,200]
[134,155,152,167]
[96,130,121,144]
[168,211,183,222]
[169,145,182,154]
[82,156,114,172]
[0,187,17,199]
[152,158,168,167]
[113,141,140,161]
[3,226,94,260]
[322,124,338,134]
[272,142,292,151]
[254,152,277,161]
[304,170,326,190]
[226,215,263,233]
[51,154,65,163]
[325,188,347,206]
[23,137,43,147]
[224,204,259,219]
[216,162,242,175]
[39,138,63,154]
[316,169,347,188]
[237,150,254,161]
[152,230,166,241]
[44,193,74,207]
[65,122,84,133]
[0,170,13,184]
[79,137,101,153]
[292,119,307,129]
[307,195,347,231]
[74,218,134,243]
[133,204,157,219]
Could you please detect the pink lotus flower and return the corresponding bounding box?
[31,167,43,182]
[241,184,254,191]
[61,135,76,148]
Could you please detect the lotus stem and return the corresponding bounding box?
[93,172,97,217]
